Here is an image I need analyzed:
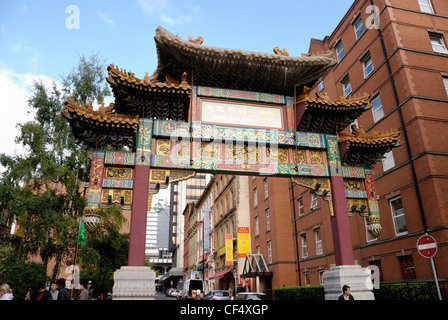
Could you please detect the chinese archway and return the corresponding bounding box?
[63,27,400,271]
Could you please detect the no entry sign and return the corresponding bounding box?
[417,235,438,258]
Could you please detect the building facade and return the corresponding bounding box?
[247,0,448,293]
[271,0,448,288]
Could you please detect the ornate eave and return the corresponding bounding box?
[338,125,401,167]
[62,98,139,150]
[106,64,191,121]
[153,26,336,95]
[295,89,373,134]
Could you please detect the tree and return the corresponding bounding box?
[0,53,116,281]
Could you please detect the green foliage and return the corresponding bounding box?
[273,285,325,300]
[373,282,441,300]
[0,53,112,284]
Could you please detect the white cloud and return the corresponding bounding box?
[10,38,42,72]
[137,0,200,25]
[98,12,115,26]
[0,66,55,159]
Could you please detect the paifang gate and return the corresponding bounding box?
[63,27,401,268]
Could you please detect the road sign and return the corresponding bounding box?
[417,235,437,258]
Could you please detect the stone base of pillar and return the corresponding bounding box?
[323,265,374,300]
[112,266,156,300]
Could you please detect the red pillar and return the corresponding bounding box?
[329,175,355,266]
[128,119,152,266]
[326,135,354,266]
[128,165,150,266]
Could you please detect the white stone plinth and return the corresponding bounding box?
[322,265,374,300]
[112,266,156,300]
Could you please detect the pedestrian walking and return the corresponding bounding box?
[50,281,59,300]
[78,280,89,300]
[0,283,14,300]
[36,282,52,300]
[338,285,354,300]
[56,278,70,300]
[86,280,94,300]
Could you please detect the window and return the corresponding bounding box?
[265,208,270,231]
[443,77,448,97]
[315,228,323,255]
[398,255,416,279]
[254,188,258,208]
[342,76,352,96]
[255,216,259,236]
[264,178,269,199]
[310,192,318,209]
[301,234,308,258]
[362,54,374,78]
[430,34,448,54]
[303,272,310,286]
[390,196,408,235]
[267,241,272,264]
[318,77,324,91]
[353,15,365,40]
[298,198,304,215]
[319,270,325,285]
[418,0,434,14]
[371,95,384,122]
[382,150,395,171]
[335,41,345,62]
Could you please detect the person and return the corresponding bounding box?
[36,282,52,300]
[78,280,89,300]
[50,281,59,300]
[338,285,354,300]
[86,280,94,300]
[0,283,13,300]
[56,278,70,300]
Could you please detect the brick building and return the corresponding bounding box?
[249,0,448,292]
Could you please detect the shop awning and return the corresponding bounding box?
[209,268,233,280]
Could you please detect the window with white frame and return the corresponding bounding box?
[298,198,304,215]
[372,95,384,122]
[342,76,352,96]
[390,196,408,236]
[430,34,448,54]
[315,228,323,255]
[336,41,345,62]
[267,241,272,264]
[362,53,374,78]
[310,192,318,209]
[265,208,270,231]
[382,150,395,171]
[254,188,258,208]
[255,216,259,236]
[318,77,324,91]
[418,0,434,14]
[301,234,308,258]
[353,15,365,40]
[319,270,325,285]
[443,77,448,97]
[264,178,269,199]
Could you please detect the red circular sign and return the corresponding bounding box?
[417,235,437,258]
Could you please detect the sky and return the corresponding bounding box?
[0,0,355,175]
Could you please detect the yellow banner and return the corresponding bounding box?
[225,234,233,265]
[237,227,250,258]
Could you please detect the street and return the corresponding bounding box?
[153,291,178,300]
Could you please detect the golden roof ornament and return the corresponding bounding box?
[273,47,289,56]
